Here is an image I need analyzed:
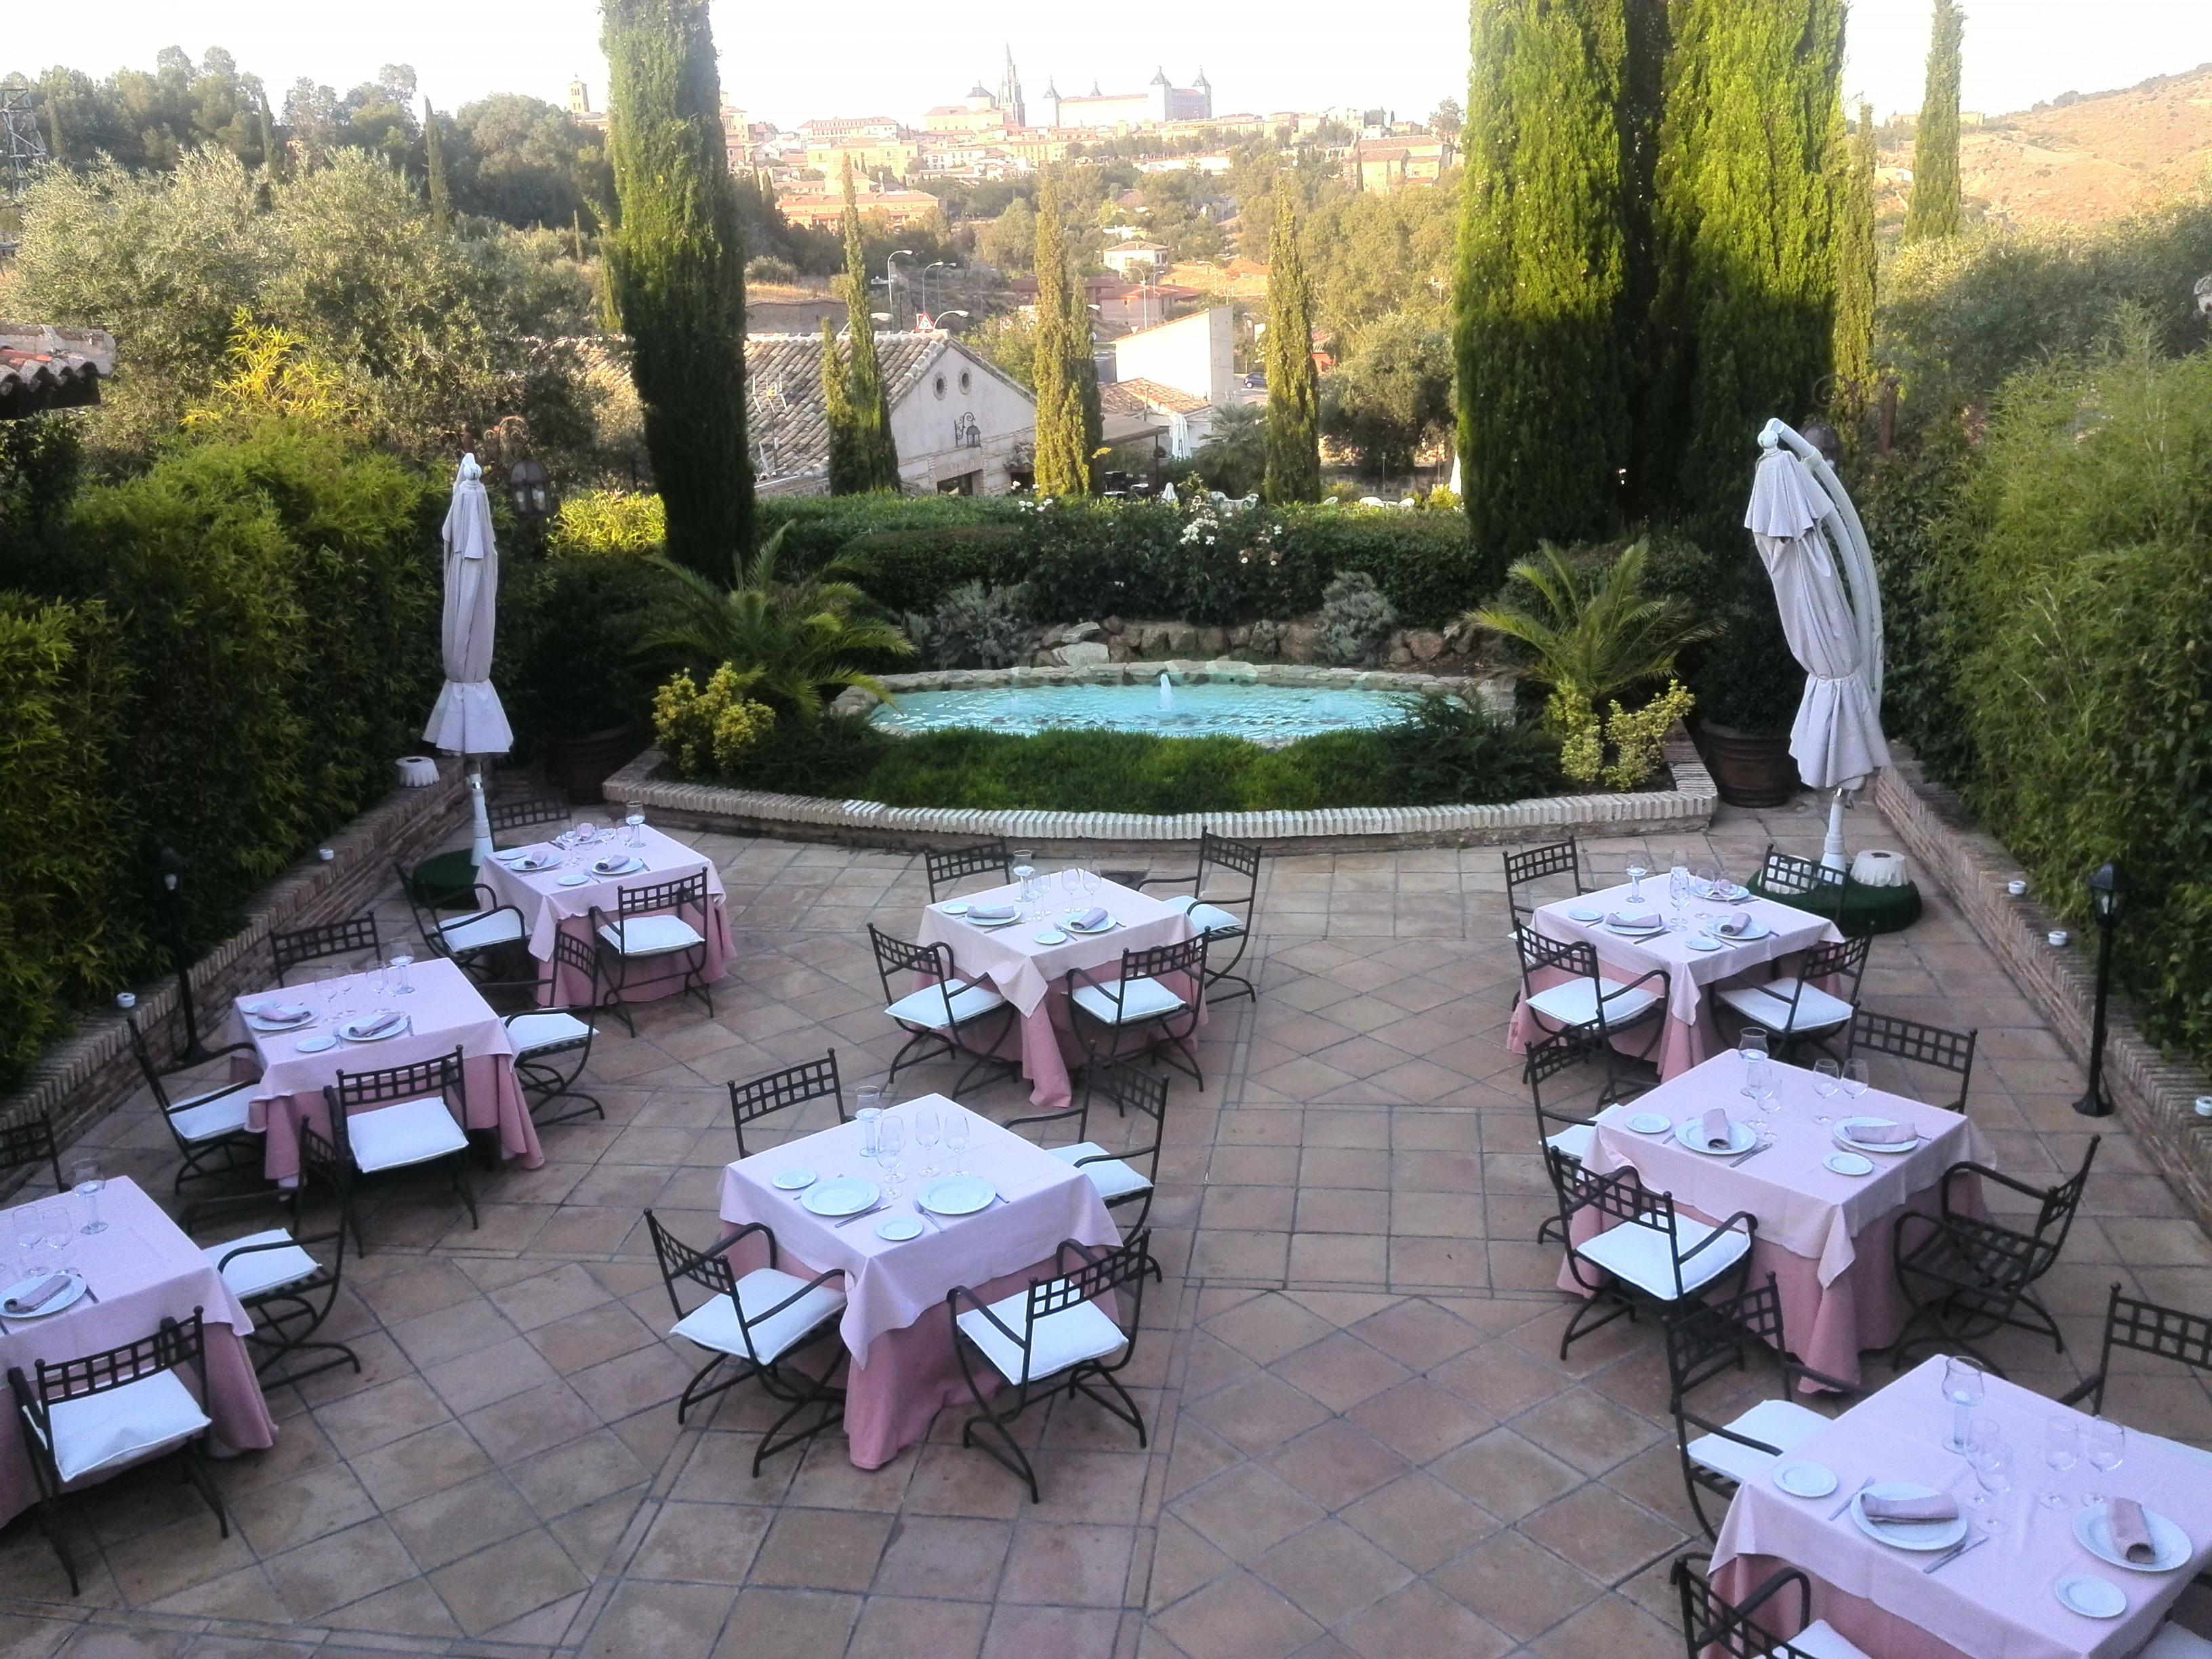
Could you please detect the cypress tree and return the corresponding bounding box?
[424,99,451,231]
[821,318,860,493]
[1832,100,1879,420]
[1453,0,1639,565]
[1904,0,1965,243]
[1263,178,1320,504]
[1031,166,1090,497]
[602,0,751,583]
[837,159,901,490]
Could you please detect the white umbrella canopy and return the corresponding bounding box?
[423,453,514,758]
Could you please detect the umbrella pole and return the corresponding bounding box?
[1822,787,1849,874]
[466,765,495,868]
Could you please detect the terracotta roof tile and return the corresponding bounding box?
[0,324,116,419]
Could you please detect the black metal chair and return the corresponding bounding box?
[1525,1027,1645,1244]
[589,869,714,1035]
[1505,838,1589,928]
[270,914,382,986]
[1755,844,1848,907]
[1890,1138,2100,1374]
[1139,830,1263,1003]
[867,926,1017,1095]
[499,928,605,1129]
[1845,1008,1977,1114]
[321,1048,476,1254]
[1715,935,1870,1058]
[2064,1283,2212,1418]
[1004,1059,1166,1232]
[644,1210,847,1473]
[1549,1148,1757,1361]
[1514,925,1668,1086]
[120,999,263,1193]
[925,838,1012,903]
[487,793,569,842]
[1069,934,1210,1086]
[1672,1554,1871,1659]
[0,1113,64,1193]
[1664,1275,1849,1540]
[948,1231,1159,1502]
[729,1050,844,1158]
[391,857,527,984]
[9,1311,228,1595]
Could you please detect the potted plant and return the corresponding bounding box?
[1682,583,1805,808]
[499,558,665,802]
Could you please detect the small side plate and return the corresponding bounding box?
[1567,906,1603,922]
[876,1216,924,1242]
[1688,937,1723,952]
[2054,1574,2127,1619]
[1033,928,1069,945]
[772,1167,817,1191]
[1775,1462,1838,1499]
[295,1032,338,1053]
[939,901,970,916]
[1625,1111,1671,1135]
[557,873,591,887]
[1826,1151,1875,1177]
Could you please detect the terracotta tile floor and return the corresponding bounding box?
[5,798,2211,1658]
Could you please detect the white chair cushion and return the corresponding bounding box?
[170,1086,255,1145]
[345,1096,468,1172]
[1072,977,1188,1025]
[958,1287,1127,1384]
[508,1011,592,1054]
[1049,1141,1152,1200]
[670,1268,845,1366]
[1765,1620,1872,1659]
[1163,895,1244,935]
[2142,1625,2212,1659]
[1576,1210,1751,1300]
[1527,977,1662,1032]
[201,1227,321,1300]
[1716,979,1855,1035]
[32,1370,211,1485]
[598,914,705,956]
[1686,1396,1830,1486]
[1545,1123,1596,1163]
[885,980,1007,1031]
[441,909,525,952]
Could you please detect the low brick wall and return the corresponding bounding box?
[1,761,468,1167]
[1872,750,2212,1229]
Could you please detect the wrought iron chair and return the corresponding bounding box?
[120,999,263,1193]
[499,927,605,1129]
[1844,1008,1977,1114]
[1139,830,1263,1003]
[321,1047,476,1254]
[1672,1553,1872,1659]
[1755,844,1847,907]
[948,1231,1159,1502]
[1715,935,1870,1059]
[1003,1059,1166,1232]
[390,857,527,985]
[1890,1138,2100,1374]
[1069,934,1210,1086]
[729,1050,844,1158]
[644,1210,847,1473]
[1549,1148,1757,1361]
[925,838,1012,903]
[1514,925,1669,1087]
[1504,838,1589,929]
[270,914,382,985]
[589,869,714,1034]
[9,1311,228,1596]
[0,1112,64,1193]
[867,926,1017,1094]
[1525,1027,1645,1245]
[486,793,569,841]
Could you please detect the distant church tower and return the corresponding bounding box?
[567,77,592,117]
[998,46,1025,130]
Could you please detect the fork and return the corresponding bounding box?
[1828,1476,1877,1519]
[1923,1532,1990,1575]
[832,1203,888,1229]
[1729,1141,1775,1168]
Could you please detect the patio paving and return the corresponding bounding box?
[3,796,2209,1658]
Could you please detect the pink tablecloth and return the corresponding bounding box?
[478,825,733,1007]
[1507,882,1841,1079]
[716,1092,1120,1467]
[918,874,1197,1111]
[1559,1056,1990,1387]
[230,958,542,1181]
[0,1179,275,1525]
[1714,1357,2212,1658]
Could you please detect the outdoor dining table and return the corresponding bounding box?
[0,1177,275,1527]
[715,1091,1119,1468]
[1713,1354,2212,1658]
[228,956,542,1182]
[916,872,1199,1112]
[476,823,735,1007]
[1559,1052,1991,1387]
[1507,880,1842,1080]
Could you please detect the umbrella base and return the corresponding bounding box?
[1748,873,1921,940]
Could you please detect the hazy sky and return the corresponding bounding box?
[24,0,2212,131]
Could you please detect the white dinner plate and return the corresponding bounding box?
[339,1013,409,1043]
[1775,1462,1838,1499]
[1625,1111,1671,1135]
[772,1167,817,1191]
[1567,905,1603,922]
[876,1216,924,1242]
[1675,1118,1758,1157]
[1825,1151,1876,1177]
[506,854,558,872]
[295,1033,338,1053]
[2074,1501,2192,1573]
[1688,936,1723,952]
[800,1177,880,1218]
[1835,1118,1919,1155]
[1850,1484,1970,1552]
[2054,1574,2127,1619]
[0,1270,89,1320]
[557,873,591,887]
[243,1002,314,1029]
[939,901,970,916]
[918,1175,996,1216]
[1033,928,1068,945]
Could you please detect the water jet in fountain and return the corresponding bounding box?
[1158,672,1174,712]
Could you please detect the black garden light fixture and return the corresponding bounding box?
[506,456,554,548]
[157,845,216,1064]
[1799,416,1843,470]
[2074,861,2127,1118]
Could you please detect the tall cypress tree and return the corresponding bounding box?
[1904,0,1965,243]
[1832,100,1879,419]
[602,0,751,583]
[1454,0,1639,565]
[1263,178,1320,504]
[837,160,901,490]
[424,99,451,232]
[256,99,278,181]
[1031,165,1090,497]
[821,317,863,493]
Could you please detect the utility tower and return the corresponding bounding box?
[0,77,49,258]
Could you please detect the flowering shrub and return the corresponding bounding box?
[653,665,777,777]
[1549,678,1694,790]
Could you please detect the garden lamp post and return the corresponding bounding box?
[2074,861,2127,1118]
[506,457,554,554]
[1799,417,1843,470]
[157,846,216,1064]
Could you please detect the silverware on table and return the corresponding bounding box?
[1923,1532,1990,1574]
[1829,1477,1877,1519]
[832,1203,888,1229]
[1729,1142,1774,1168]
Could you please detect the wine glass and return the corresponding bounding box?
[1969,1430,2014,1535]
[1812,1059,1841,1124]
[943,1107,970,1175]
[1841,1058,1871,1107]
[2041,1418,2078,1509]
[1695,859,1721,897]
[913,1105,941,1179]
[1944,1355,1986,1452]
[1738,1029,1769,1099]
[68,1159,106,1237]
[313,964,342,1028]
[1625,864,1649,906]
[876,1115,906,1198]
[1012,852,1036,910]
[2083,1418,2124,1505]
[1667,864,1689,930]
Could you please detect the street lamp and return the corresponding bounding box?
[156,846,216,1064]
[924,308,972,333]
[884,248,916,325]
[507,457,554,551]
[2074,861,2128,1118]
[1799,417,1843,470]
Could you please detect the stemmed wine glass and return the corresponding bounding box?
[1841,1058,1871,1111]
[1812,1059,1841,1125]
[875,1116,906,1199]
[1969,1428,2014,1536]
[913,1105,941,1179]
[943,1107,970,1175]
[2082,1418,2125,1506]
[1667,862,1690,931]
[2041,1418,2078,1509]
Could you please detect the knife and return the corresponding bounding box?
[1924,1532,1990,1574]
[1729,1142,1774,1168]
[1829,1477,1876,1519]
[832,1203,888,1229]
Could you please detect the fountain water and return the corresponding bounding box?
[1158,672,1174,712]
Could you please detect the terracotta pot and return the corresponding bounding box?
[1692,718,1801,808]
[544,724,646,804]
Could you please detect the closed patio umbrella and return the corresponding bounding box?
[424,452,513,863]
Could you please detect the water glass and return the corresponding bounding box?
[943,1107,969,1174]
[68,1159,106,1236]
[876,1116,906,1197]
[2041,1418,2078,1509]
[1012,857,1036,908]
[1944,1355,1986,1451]
[625,802,646,846]
[1738,1029,1770,1098]
[1625,864,1649,905]
[854,1105,882,1160]
[1667,865,1689,930]
[1812,1059,1841,1124]
[914,1105,941,1177]
[390,953,415,995]
[2083,1418,2124,1503]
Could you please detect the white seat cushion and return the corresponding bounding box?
[440,909,525,953]
[1545,1122,1596,1162]
[885,980,1007,1031]
[1163,895,1244,935]
[671,1268,845,1366]
[1072,976,1188,1025]
[202,1227,321,1300]
[958,1286,1128,1384]
[1686,1396,1830,1486]
[1049,1141,1152,1200]
[1764,1620,1872,1659]
[1527,977,1663,1032]
[346,1096,468,1172]
[1716,978,1855,1035]
[508,1010,592,1054]
[170,1086,255,1145]
[598,914,705,957]
[31,1370,211,1485]
[2142,1625,2212,1659]
[1577,1210,1751,1300]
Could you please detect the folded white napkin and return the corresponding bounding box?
[968,904,1018,922]
[1850,1120,1914,1145]
[249,1001,312,1023]
[1715,913,1750,937]
[351,1010,403,1039]
[1700,1108,1733,1149]
[1861,1492,1958,1523]
[5,1273,71,1315]
[2108,1497,2158,1564]
[1608,909,1659,929]
[1072,907,1109,930]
